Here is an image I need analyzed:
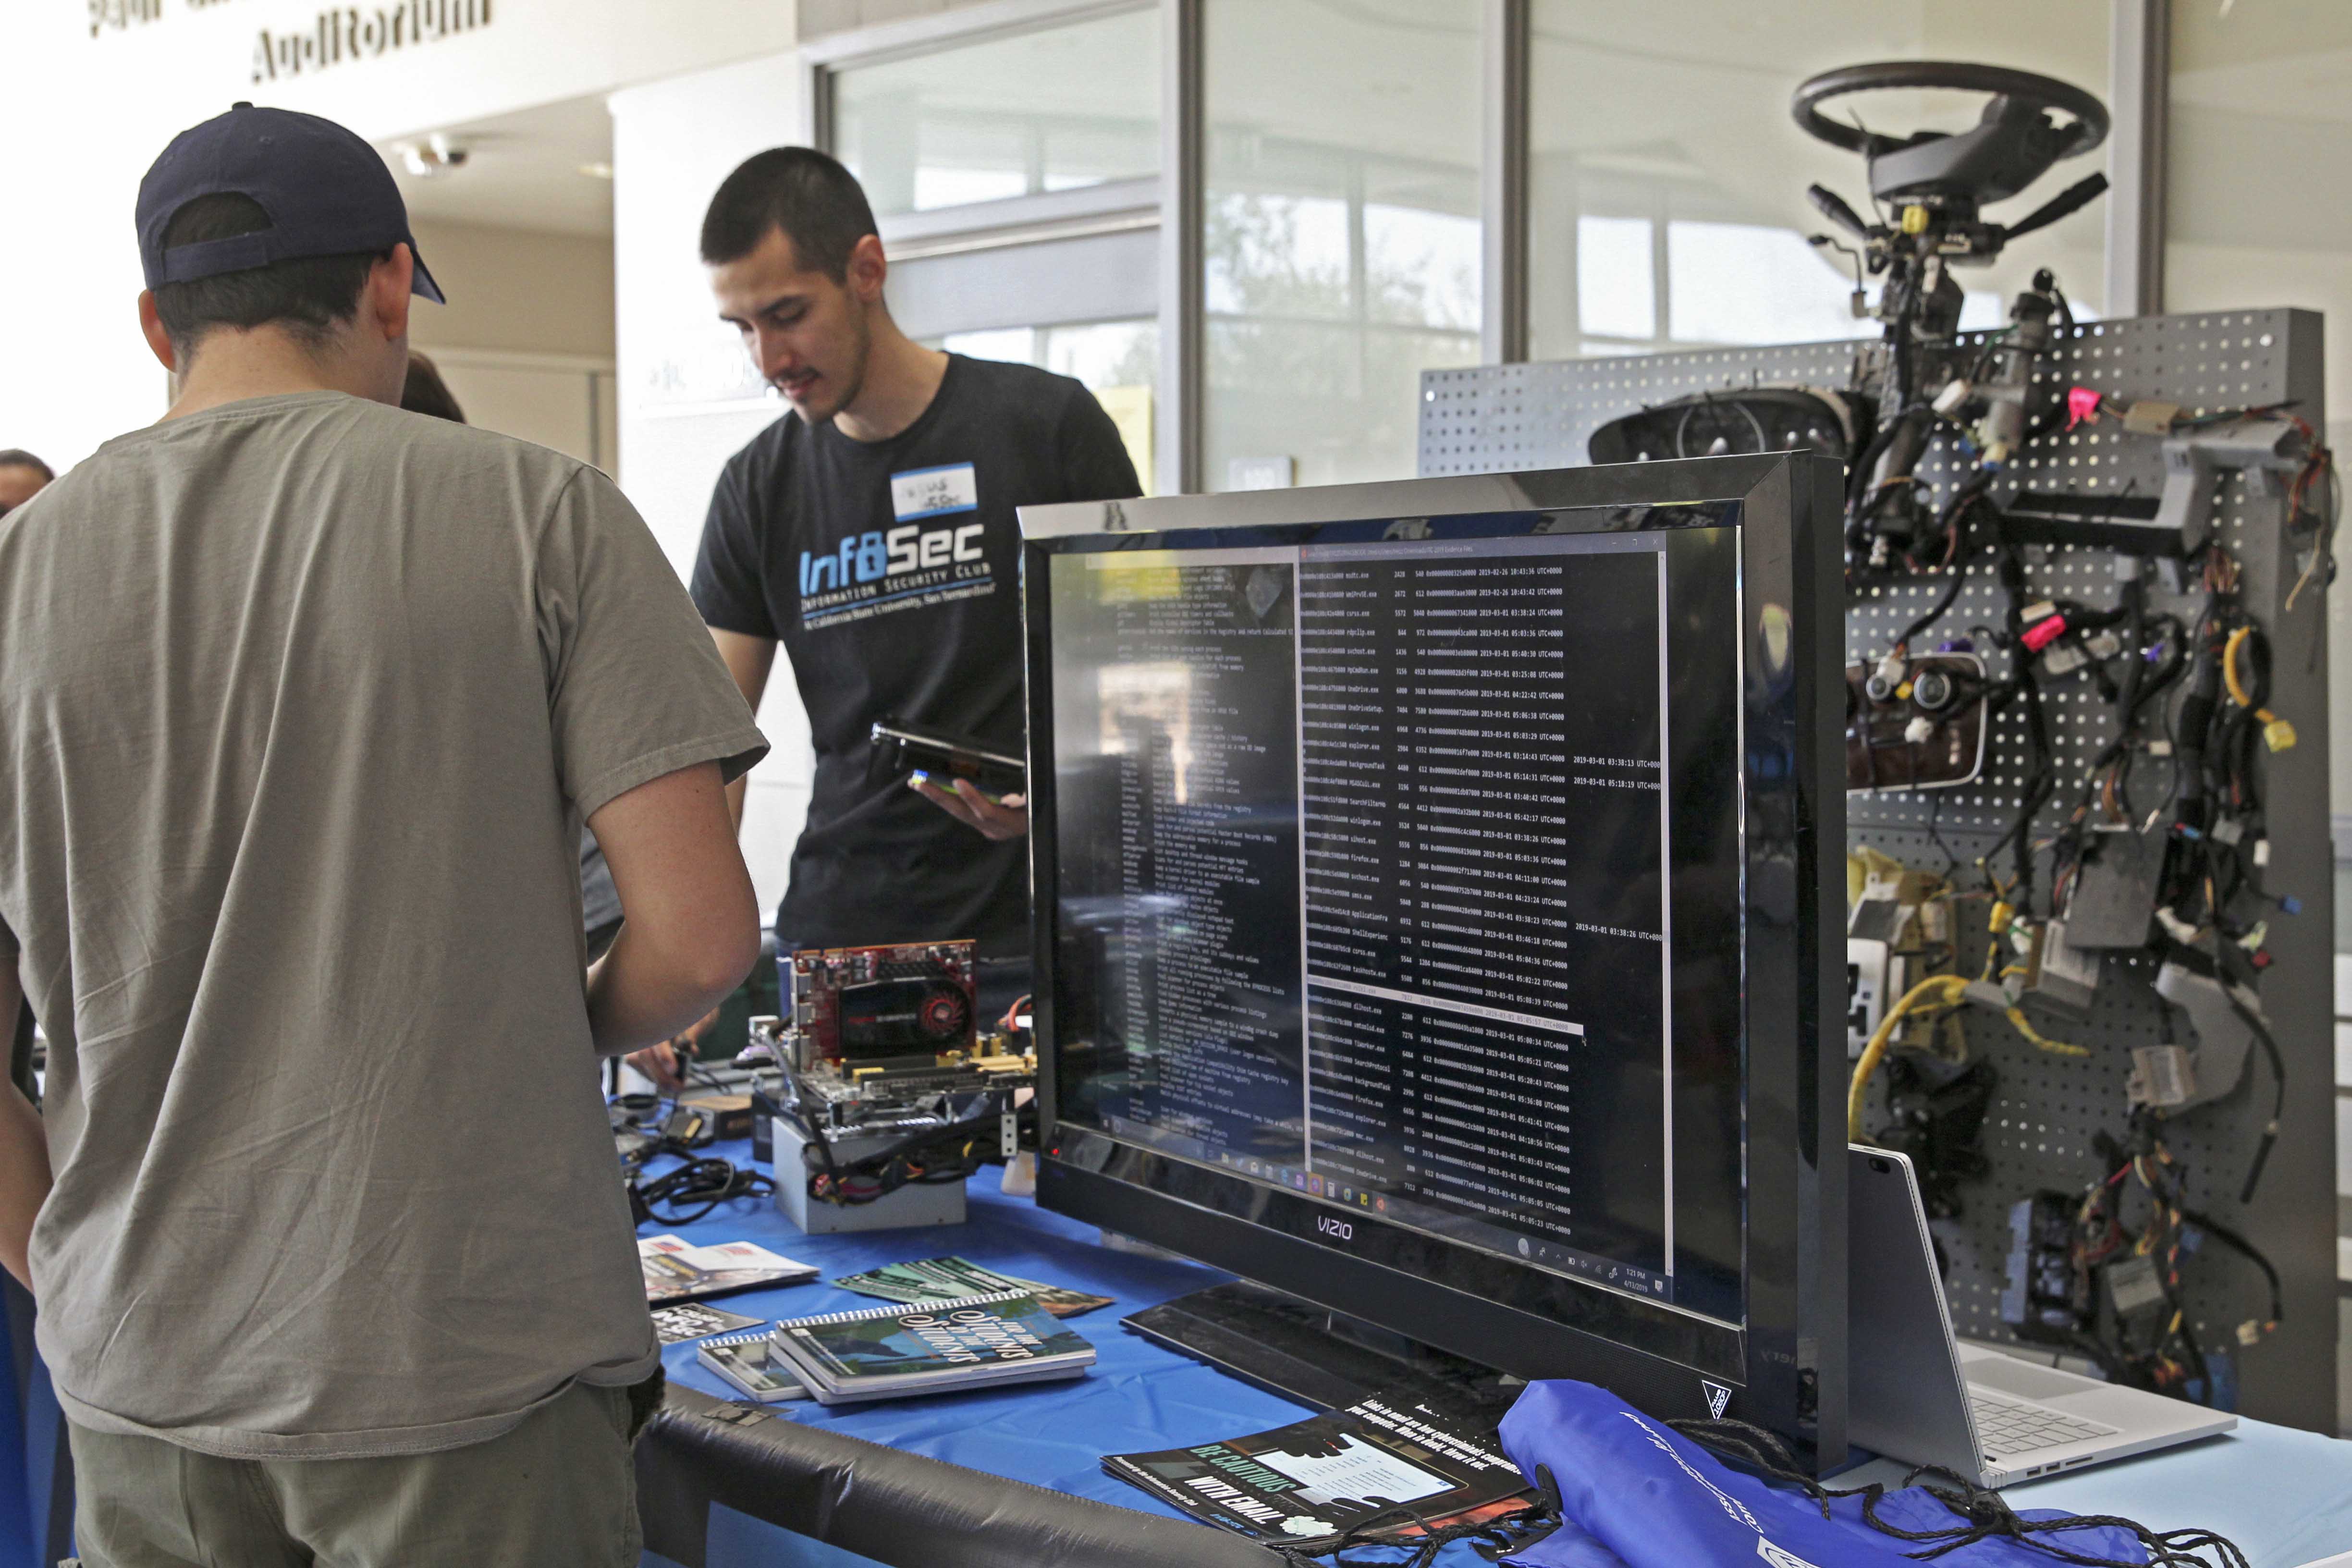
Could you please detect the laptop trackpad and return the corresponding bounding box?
[1965,1353,2093,1402]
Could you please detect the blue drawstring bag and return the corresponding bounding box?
[1493,1380,2159,1568]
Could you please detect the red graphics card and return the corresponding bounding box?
[790,941,978,1066]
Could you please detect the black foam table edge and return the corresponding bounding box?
[636,1383,1274,1568]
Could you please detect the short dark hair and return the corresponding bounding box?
[0,450,53,483]
[699,147,878,280]
[401,352,466,423]
[152,193,390,360]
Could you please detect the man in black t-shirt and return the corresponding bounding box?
[628,150,1140,1085]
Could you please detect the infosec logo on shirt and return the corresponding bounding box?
[798,463,997,631]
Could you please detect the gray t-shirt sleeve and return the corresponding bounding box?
[536,466,769,821]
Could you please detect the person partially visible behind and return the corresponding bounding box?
[628,148,1142,1088]
[0,450,53,517]
[0,445,49,1095]
[400,348,466,423]
[0,104,768,1566]
[399,351,628,961]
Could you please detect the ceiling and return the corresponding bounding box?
[377,93,615,238]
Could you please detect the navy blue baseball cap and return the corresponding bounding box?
[137,102,445,303]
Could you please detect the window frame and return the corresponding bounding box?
[797,0,2159,493]
[803,0,1176,485]
[804,0,1164,246]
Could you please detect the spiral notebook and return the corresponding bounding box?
[764,1289,1096,1405]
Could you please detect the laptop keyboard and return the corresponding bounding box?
[1969,1389,2119,1457]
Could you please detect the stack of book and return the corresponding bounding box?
[700,1289,1095,1406]
[830,1256,1114,1318]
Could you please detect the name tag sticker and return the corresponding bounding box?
[890,463,979,522]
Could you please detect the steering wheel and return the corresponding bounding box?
[1792,61,2108,160]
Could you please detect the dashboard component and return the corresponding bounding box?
[1845,653,1988,791]
[1587,387,1866,465]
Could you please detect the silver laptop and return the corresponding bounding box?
[1850,1145,2234,1487]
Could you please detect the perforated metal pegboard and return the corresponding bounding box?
[1420,310,2339,1433]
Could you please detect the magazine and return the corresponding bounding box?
[697,1329,811,1403]
[1103,1395,1532,1550]
[639,1234,819,1304]
[829,1255,1115,1319]
[764,1290,1096,1406]
[650,1300,765,1345]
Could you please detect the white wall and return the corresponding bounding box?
[611,52,816,919]
[407,220,619,467]
[409,219,619,360]
[427,350,618,469]
[0,0,796,473]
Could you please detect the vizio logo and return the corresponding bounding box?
[1317,1215,1354,1242]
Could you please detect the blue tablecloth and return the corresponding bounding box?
[1908,1421,2352,1568]
[7,1135,2342,1565]
[643,1148,2352,1568]
[645,1152,1364,1566]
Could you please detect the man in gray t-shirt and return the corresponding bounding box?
[399,351,631,960]
[0,107,766,1565]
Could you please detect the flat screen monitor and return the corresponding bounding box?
[1019,455,1846,1468]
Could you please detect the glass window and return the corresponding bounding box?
[1528,2,2111,361]
[2168,0,2350,445]
[833,8,1161,220]
[2166,0,2352,814]
[935,320,1161,492]
[1204,0,1482,490]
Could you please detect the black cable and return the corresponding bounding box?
[2217,980,2287,1204]
[779,1066,1002,1206]
[778,1065,845,1196]
[1891,563,1967,653]
[2050,595,2181,903]
[1846,406,1925,541]
[2151,1236,2216,1406]
[1981,536,2055,912]
[826,1111,994,1185]
[2047,277,2076,335]
[2114,574,2146,741]
[1887,481,1989,651]
[1661,1417,2248,1568]
[2171,608,2225,838]
[632,1155,774,1225]
[1926,792,1962,881]
[1272,1497,1560,1568]
[2175,1205,2285,1329]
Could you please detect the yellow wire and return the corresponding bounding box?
[1848,975,1970,1140]
[1849,973,2093,1141]
[2223,625,2256,709]
[2005,1006,2090,1058]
